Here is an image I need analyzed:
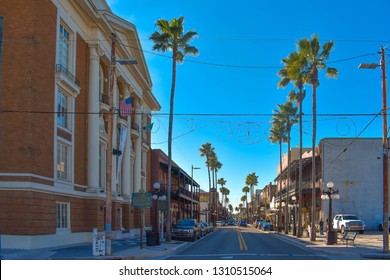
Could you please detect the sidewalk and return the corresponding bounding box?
[0,236,190,260]
[271,229,390,259]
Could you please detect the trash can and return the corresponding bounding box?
[146,231,160,246]
[327,230,337,245]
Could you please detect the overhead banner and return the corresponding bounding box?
[116,124,127,184]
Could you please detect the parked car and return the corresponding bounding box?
[216,220,225,227]
[172,219,201,241]
[239,220,247,227]
[199,222,208,237]
[262,222,273,231]
[226,219,235,226]
[206,222,214,232]
[333,214,365,234]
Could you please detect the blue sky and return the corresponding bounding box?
[107,0,389,209]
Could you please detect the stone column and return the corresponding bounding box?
[87,44,101,192]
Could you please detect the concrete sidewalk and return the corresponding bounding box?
[270,230,390,259]
[0,236,190,260]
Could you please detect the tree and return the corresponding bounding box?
[150,17,198,242]
[218,177,227,207]
[245,172,259,217]
[296,34,338,241]
[278,51,307,237]
[199,142,215,222]
[269,117,287,232]
[274,101,298,233]
[242,186,250,221]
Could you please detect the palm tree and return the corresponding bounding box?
[296,34,338,241]
[242,186,250,221]
[150,17,198,242]
[274,101,298,233]
[218,177,227,207]
[269,117,287,232]
[245,172,259,218]
[278,51,307,237]
[199,142,215,222]
[228,204,233,217]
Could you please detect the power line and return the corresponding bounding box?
[0,109,380,118]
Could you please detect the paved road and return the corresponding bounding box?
[163,226,329,260]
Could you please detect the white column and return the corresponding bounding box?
[134,100,142,192]
[87,44,100,192]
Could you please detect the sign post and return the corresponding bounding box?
[132,190,152,249]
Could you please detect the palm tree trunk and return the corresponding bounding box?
[285,127,291,234]
[166,50,177,242]
[278,141,283,232]
[207,160,211,223]
[311,83,317,241]
[298,89,303,237]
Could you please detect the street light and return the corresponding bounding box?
[291,195,298,236]
[191,165,201,219]
[152,182,166,243]
[359,46,389,253]
[321,181,340,245]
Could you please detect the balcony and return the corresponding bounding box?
[55,64,81,95]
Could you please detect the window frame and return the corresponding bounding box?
[56,201,70,231]
[56,141,71,181]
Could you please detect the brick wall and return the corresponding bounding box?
[0,0,56,177]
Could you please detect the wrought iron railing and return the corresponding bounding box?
[55,64,80,87]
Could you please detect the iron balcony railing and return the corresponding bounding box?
[55,64,80,87]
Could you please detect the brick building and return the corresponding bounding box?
[0,0,160,249]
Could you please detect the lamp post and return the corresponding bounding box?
[321,181,340,245]
[191,165,201,219]
[105,34,138,255]
[291,195,298,236]
[152,182,166,243]
[359,46,389,253]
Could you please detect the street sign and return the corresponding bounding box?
[132,192,152,208]
[157,200,168,211]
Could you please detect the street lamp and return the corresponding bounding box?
[359,46,389,253]
[321,181,340,245]
[291,195,298,236]
[152,182,166,243]
[191,165,200,219]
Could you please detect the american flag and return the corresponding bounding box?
[119,97,132,116]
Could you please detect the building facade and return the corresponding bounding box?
[150,149,201,228]
[0,0,160,249]
[273,138,389,231]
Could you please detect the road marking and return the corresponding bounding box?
[237,229,248,251]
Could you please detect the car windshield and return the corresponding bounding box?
[177,219,195,226]
[344,215,359,220]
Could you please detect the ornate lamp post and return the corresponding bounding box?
[321,181,340,245]
[152,182,167,243]
[291,195,298,236]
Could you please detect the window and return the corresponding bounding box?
[56,202,70,229]
[57,142,70,181]
[57,90,69,129]
[58,23,70,70]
